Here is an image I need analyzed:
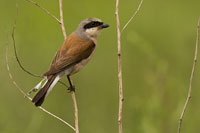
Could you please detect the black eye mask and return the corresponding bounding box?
[84,21,103,29]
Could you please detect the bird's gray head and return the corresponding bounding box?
[75,17,109,40]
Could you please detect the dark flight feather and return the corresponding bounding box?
[32,75,56,106]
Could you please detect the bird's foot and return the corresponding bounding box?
[68,85,75,92]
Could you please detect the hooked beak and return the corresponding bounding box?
[101,23,109,28]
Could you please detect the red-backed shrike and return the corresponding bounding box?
[31,18,109,106]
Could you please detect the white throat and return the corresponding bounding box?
[85,27,101,38]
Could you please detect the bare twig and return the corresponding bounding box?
[12,1,41,78]
[6,38,32,100]
[58,1,79,132]
[26,0,67,38]
[121,0,143,33]
[115,0,123,133]
[6,36,75,131]
[177,17,200,133]
[38,107,75,130]
[26,0,61,24]
[71,92,79,133]
[59,0,67,39]
[115,1,143,132]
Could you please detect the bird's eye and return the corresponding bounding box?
[89,22,98,27]
[90,22,96,26]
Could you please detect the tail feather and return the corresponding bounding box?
[32,75,58,106]
[34,92,47,107]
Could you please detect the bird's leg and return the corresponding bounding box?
[67,75,75,92]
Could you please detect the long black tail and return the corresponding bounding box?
[32,75,56,106]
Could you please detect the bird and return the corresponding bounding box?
[30,17,109,107]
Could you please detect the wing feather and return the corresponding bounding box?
[43,32,95,76]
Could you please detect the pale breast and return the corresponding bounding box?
[70,46,96,75]
[57,44,96,76]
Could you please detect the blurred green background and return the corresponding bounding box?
[0,0,200,132]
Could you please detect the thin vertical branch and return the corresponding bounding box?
[121,0,143,33]
[115,0,123,133]
[58,1,79,133]
[115,1,143,132]
[6,35,75,131]
[177,17,200,133]
[59,0,67,39]
[71,92,79,133]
